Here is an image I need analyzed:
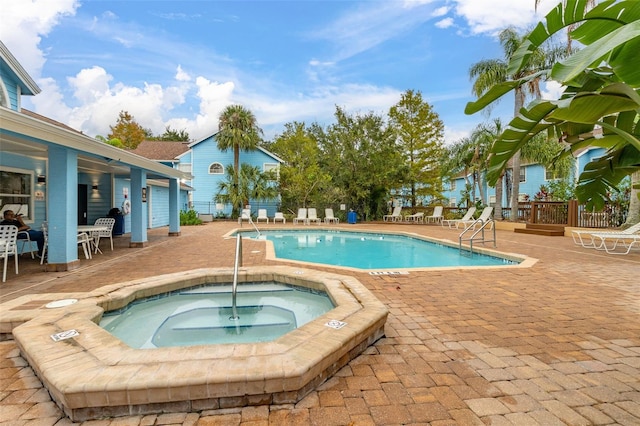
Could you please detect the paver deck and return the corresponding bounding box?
[1,221,639,425]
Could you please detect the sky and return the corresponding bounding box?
[0,0,564,144]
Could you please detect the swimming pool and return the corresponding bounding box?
[238,229,521,270]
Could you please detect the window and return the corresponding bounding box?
[263,163,279,180]
[0,167,34,221]
[489,195,496,204]
[449,198,457,207]
[208,163,224,174]
[545,167,561,181]
[519,167,526,183]
[450,180,456,191]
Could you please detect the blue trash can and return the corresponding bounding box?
[347,210,356,224]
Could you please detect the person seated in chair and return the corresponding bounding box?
[1,210,45,258]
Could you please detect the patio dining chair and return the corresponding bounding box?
[91,217,116,253]
[0,225,19,282]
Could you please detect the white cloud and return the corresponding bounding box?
[0,0,79,76]
[451,0,560,35]
[541,80,565,101]
[435,17,454,29]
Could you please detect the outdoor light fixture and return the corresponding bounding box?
[92,184,99,191]
[37,175,46,184]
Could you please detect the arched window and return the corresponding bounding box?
[209,163,224,174]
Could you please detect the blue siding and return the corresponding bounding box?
[189,135,281,217]
[150,185,169,228]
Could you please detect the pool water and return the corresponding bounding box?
[245,230,517,269]
[100,282,334,348]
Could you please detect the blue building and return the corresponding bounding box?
[133,136,283,218]
[441,147,607,208]
[0,41,190,271]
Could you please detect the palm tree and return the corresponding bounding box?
[469,27,565,221]
[217,105,263,216]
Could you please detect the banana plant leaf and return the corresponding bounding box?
[576,144,640,210]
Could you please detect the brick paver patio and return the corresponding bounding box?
[0,221,638,425]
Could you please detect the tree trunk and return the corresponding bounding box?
[510,88,526,222]
[494,175,504,220]
[624,171,640,226]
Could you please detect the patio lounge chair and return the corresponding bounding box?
[441,207,476,229]
[571,222,640,249]
[307,208,322,225]
[293,208,308,225]
[425,206,444,224]
[324,208,339,224]
[405,212,424,223]
[256,209,269,223]
[273,212,286,224]
[384,206,403,222]
[459,206,493,230]
[238,208,251,224]
[587,231,640,255]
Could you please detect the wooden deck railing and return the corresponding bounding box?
[440,201,622,229]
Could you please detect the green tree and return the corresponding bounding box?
[108,111,146,150]
[216,105,263,216]
[148,126,191,141]
[268,122,332,211]
[469,27,565,220]
[466,0,640,225]
[318,106,407,220]
[95,134,124,148]
[388,89,445,207]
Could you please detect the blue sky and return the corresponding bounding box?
[1,0,562,144]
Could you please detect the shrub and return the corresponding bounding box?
[180,209,203,226]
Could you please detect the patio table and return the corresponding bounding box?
[78,225,110,254]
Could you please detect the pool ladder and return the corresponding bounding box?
[230,233,243,321]
[458,219,496,257]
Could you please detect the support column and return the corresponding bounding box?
[46,146,80,271]
[129,168,147,247]
[168,178,181,236]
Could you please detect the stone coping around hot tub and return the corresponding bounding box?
[229,227,537,272]
[11,266,388,421]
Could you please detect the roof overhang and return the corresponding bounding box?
[0,107,192,181]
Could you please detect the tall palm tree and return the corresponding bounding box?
[469,27,564,221]
[217,105,263,216]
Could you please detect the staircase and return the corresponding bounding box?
[514,223,566,237]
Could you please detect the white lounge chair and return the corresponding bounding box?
[256,209,269,223]
[307,208,322,225]
[238,208,251,224]
[425,206,444,224]
[293,208,308,225]
[571,222,640,249]
[442,207,476,229]
[405,212,424,223]
[273,212,286,224]
[594,233,640,255]
[459,206,493,230]
[384,206,403,222]
[324,208,339,224]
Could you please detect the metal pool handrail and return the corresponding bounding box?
[230,233,243,320]
[459,219,496,256]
